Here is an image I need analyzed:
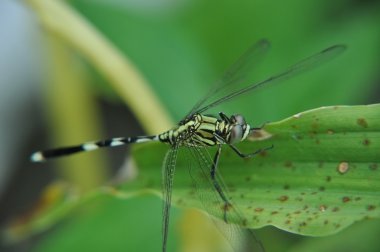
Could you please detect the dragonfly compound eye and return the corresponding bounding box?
[231,114,246,125]
[229,124,244,144]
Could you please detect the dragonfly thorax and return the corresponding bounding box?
[158,113,251,146]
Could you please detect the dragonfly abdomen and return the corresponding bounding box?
[31,135,160,162]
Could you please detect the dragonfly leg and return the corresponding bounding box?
[250,121,270,131]
[228,144,274,158]
[211,145,232,223]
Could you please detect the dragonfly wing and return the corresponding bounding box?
[185,144,265,252]
[162,145,179,252]
[183,39,270,121]
[196,44,346,114]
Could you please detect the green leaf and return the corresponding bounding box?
[123,104,380,236]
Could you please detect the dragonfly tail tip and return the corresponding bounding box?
[30,151,45,162]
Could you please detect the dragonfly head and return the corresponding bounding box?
[228,114,250,144]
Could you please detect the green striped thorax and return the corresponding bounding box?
[158,113,251,146]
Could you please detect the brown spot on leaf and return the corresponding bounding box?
[285,220,291,225]
[319,205,327,212]
[332,207,340,212]
[248,128,273,141]
[283,184,290,190]
[342,196,351,203]
[367,205,376,211]
[357,118,368,128]
[337,162,349,174]
[271,211,279,215]
[284,161,293,168]
[250,130,263,138]
[278,195,289,202]
[363,139,371,146]
[254,208,264,213]
[299,221,307,227]
[369,163,378,171]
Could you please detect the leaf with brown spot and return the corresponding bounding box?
[127,104,380,237]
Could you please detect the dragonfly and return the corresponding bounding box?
[31,40,345,252]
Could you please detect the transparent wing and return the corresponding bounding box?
[183,39,270,121]
[162,145,179,252]
[195,44,346,115]
[184,143,265,252]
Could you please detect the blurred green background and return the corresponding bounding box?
[0,0,379,251]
